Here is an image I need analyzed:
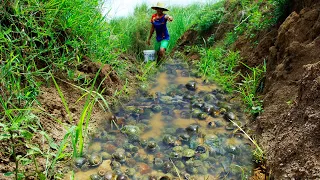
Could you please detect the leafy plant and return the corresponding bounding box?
[0,97,43,179]
[136,61,157,82]
[207,34,216,46]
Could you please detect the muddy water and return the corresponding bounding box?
[71,59,253,180]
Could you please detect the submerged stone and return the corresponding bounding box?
[90,174,101,180]
[151,104,162,113]
[74,157,87,168]
[116,175,128,180]
[138,163,152,174]
[186,81,197,91]
[120,125,141,136]
[182,149,195,158]
[186,124,199,134]
[224,111,236,121]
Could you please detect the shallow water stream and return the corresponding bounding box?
[71,59,254,180]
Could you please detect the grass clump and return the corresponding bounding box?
[166,4,202,50]
[0,0,125,104]
[193,1,225,32]
[198,46,241,93]
[110,3,151,59]
[237,62,266,115]
[0,102,41,179]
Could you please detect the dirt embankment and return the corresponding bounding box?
[235,0,320,178]
[253,2,320,179]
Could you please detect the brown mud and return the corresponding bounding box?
[253,2,320,178]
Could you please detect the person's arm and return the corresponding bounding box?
[165,15,173,22]
[147,24,154,45]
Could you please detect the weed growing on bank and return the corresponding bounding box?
[0,0,125,114]
[237,62,266,115]
[198,47,241,93]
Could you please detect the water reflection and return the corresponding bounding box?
[71,59,253,180]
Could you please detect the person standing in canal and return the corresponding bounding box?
[147,2,173,65]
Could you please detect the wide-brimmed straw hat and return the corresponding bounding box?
[151,2,169,11]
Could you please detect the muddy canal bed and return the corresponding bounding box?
[71,59,253,180]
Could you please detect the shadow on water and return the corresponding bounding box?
[70,59,254,180]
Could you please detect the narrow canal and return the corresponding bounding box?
[72,59,254,180]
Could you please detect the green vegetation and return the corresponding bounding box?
[194,1,225,32]
[0,0,218,178]
[167,4,201,50]
[0,0,129,178]
[110,4,151,59]
[186,0,288,171]
[0,103,41,179]
[237,62,266,115]
[198,47,241,92]
[51,73,96,158]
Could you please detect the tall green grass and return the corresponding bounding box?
[53,81,94,157]
[0,0,127,178]
[198,46,241,93]
[166,4,202,50]
[193,1,225,32]
[0,0,126,105]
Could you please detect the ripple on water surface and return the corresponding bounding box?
[70,59,254,180]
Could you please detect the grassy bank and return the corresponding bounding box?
[0,0,132,179]
[110,2,222,59]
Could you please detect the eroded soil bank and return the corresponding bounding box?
[253,2,320,178]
